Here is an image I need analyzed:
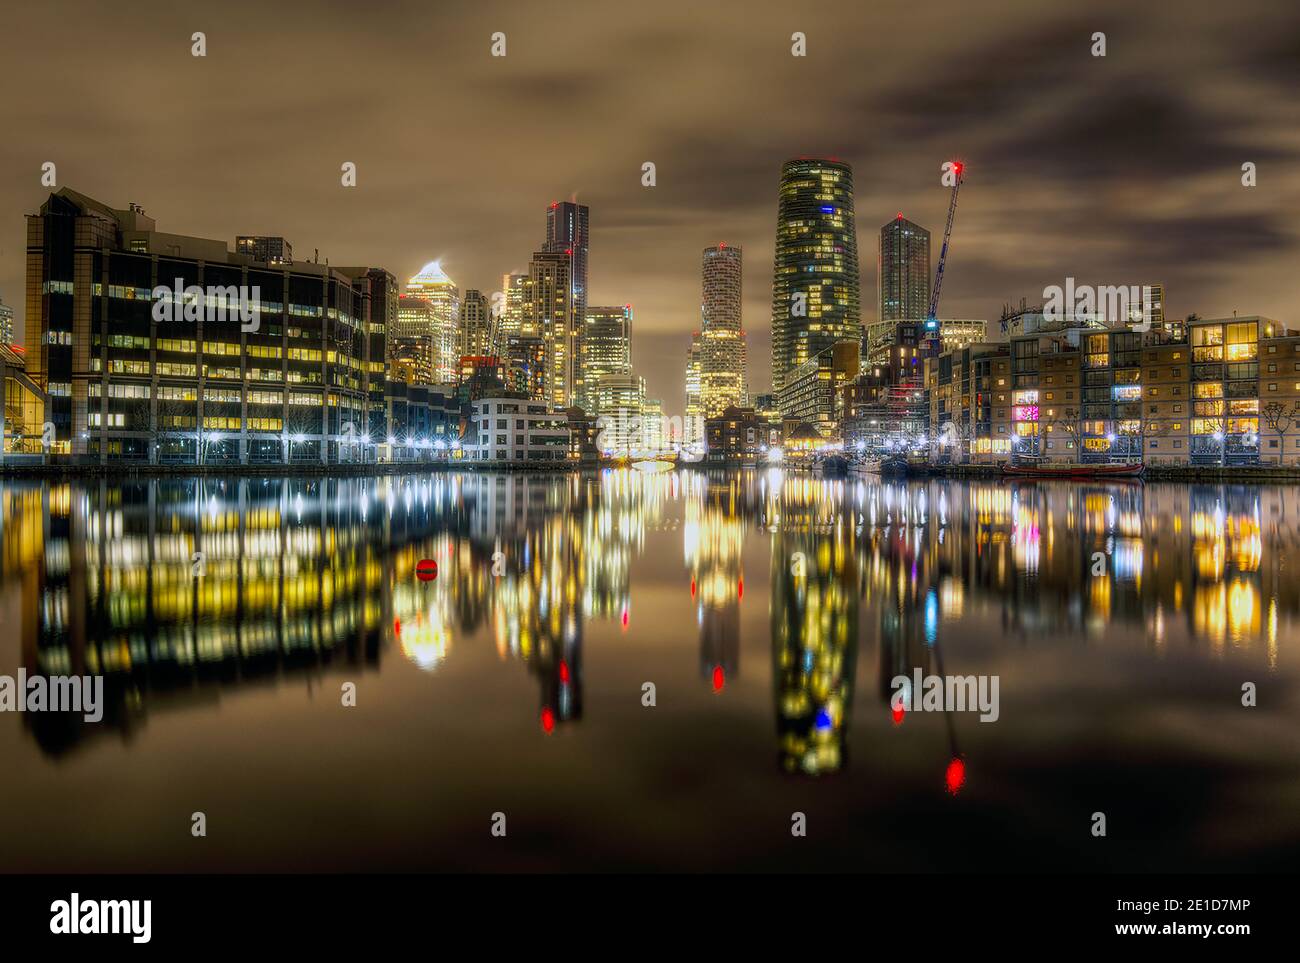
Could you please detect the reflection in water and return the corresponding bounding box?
[766,473,858,776]
[0,471,1294,767]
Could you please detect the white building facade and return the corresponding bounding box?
[464,396,570,464]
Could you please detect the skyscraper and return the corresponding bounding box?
[544,201,589,328]
[543,203,589,409]
[685,334,703,439]
[770,158,860,397]
[699,244,747,416]
[403,261,460,383]
[459,288,497,359]
[525,250,576,408]
[581,305,632,411]
[878,215,931,323]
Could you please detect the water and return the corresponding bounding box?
[0,469,1296,872]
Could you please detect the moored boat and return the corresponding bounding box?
[1001,461,1144,479]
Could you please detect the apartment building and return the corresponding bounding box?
[925,342,1009,463]
[934,317,1299,466]
[777,340,859,436]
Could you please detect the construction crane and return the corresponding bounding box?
[925,160,965,345]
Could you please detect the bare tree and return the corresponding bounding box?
[1047,407,1080,461]
[1262,401,1299,466]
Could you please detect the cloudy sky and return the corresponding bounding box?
[1,0,1297,408]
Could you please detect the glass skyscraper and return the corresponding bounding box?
[770,159,860,395]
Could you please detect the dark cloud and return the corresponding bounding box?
[1,0,1298,410]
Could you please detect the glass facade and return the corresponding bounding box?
[770,159,860,396]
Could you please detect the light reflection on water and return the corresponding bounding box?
[0,469,1296,871]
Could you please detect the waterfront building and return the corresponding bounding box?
[383,381,460,462]
[462,396,570,464]
[878,215,931,324]
[591,373,646,456]
[921,317,1300,466]
[566,407,600,462]
[0,344,46,463]
[339,265,397,444]
[770,158,860,394]
[704,405,776,464]
[923,343,1011,463]
[777,340,860,436]
[25,188,376,464]
[640,397,668,455]
[1187,317,1289,466]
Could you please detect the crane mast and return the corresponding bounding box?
[926,162,964,341]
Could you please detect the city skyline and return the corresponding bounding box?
[3,0,1297,411]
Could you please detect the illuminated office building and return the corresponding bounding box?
[389,335,435,385]
[1,344,46,462]
[25,188,377,464]
[338,265,396,443]
[770,158,860,395]
[591,373,645,455]
[878,215,931,324]
[699,244,747,416]
[581,305,632,411]
[403,261,460,383]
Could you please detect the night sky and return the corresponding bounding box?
[1,0,1297,408]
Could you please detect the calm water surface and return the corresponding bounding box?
[1,469,1296,871]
